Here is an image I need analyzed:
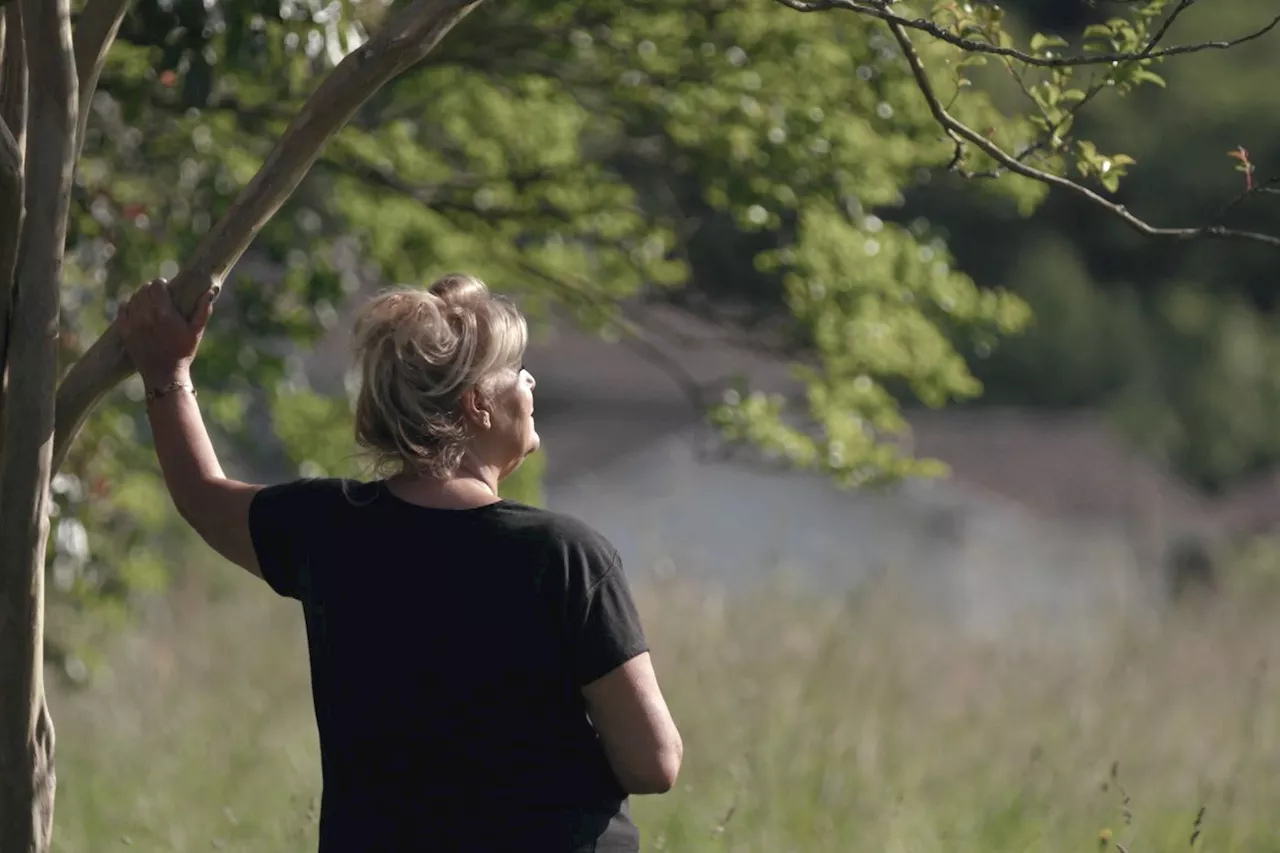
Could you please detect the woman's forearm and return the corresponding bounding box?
[121,281,264,574]
[143,369,227,515]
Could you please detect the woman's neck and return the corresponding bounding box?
[386,470,501,510]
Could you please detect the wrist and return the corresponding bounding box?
[142,369,194,403]
[144,377,197,405]
[141,363,192,390]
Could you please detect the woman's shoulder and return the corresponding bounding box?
[251,476,387,522]
[491,502,620,565]
[256,475,370,503]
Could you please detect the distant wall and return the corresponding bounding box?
[544,423,1158,646]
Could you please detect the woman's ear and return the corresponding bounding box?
[461,387,493,430]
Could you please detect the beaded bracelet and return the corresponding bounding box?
[145,379,197,402]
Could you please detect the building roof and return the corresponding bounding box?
[904,407,1215,536]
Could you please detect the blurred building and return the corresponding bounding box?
[520,302,1178,642]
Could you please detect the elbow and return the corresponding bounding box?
[649,743,684,794]
[165,473,203,520]
[171,492,199,528]
[171,487,208,534]
[625,738,684,795]
[168,479,220,541]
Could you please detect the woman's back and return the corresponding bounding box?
[250,478,649,852]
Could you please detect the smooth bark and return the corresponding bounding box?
[0,0,75,848]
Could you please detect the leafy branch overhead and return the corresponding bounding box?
[771,0,1280,248]
[0,0,1275,711]
[40,0,1280,508]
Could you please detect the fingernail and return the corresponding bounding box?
[210,286,221,303]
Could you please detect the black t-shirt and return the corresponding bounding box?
[247,478,650,853]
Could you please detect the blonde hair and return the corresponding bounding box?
[352,273,528,478]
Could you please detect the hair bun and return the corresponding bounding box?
[430,273,491,308]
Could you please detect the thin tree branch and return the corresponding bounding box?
[323,145,707,387]
[0,2,26,442]
[1142,0,1195,55]
[514,258,709,411]
[883,19,1280,249]
[1010,0,1193,166]
[71,0,129,160]
[52,0,483,474]
[774,0,1280,69]
[320,154,585,223]
[1216,174,1280,221]
[0,0,74,846]
[1012,73,1109,168]
[322,153,503,208]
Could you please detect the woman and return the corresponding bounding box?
[118,273,683,852]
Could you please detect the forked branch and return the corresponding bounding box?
[774,0,1280,69]
[71,0,129,159]
[51,0,484,473]
[881,20,1280,250]
[767,0,1280,248]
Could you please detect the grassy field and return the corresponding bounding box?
[47,543,1280,852]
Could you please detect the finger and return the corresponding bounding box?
[131,296,152,328]
[127,282,159,328]
[191,287,216,332]
[146,278,173,317]
[157,281,193,326]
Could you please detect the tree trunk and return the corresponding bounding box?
[0,0,75,850]
[0,0,26,441]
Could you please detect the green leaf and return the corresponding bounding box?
[1133,68,1168,88]
[1030,32,1070,53]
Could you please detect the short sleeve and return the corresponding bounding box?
[248,478,336,600]
[574,555,650,686]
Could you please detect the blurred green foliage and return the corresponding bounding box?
[46,0,1276,669]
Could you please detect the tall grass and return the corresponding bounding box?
[48,547,1280,852]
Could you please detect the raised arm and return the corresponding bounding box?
[118,278,264,576]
